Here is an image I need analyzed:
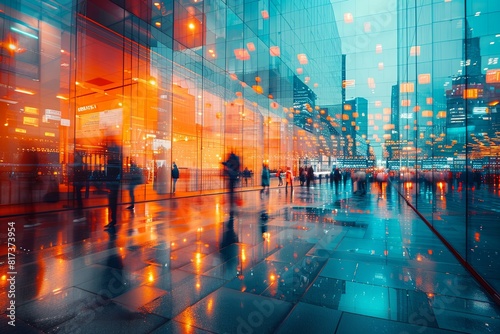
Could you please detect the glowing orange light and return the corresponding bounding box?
[344,13,354,23]
[400,82,414,93]
[463,89,478,99]
[401,99,411,107]
[475,232,480,242]
[410,45,421,56]
[297,53,308,64]
[234,48,250,60]
[270,46,280,56]
[486,69,500,83]
[418,73,431,84]
[422,110,433,117]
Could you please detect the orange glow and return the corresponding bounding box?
[261,10,269,19]
[426,121,433,126]
[247,42,255,51]
[410,45,421,56]
[367,77,376,89]
[296,67,303,74]
[437,111,446,118]
[234,48,250,60]
[297,53,308,64]
[343,105,351,112]
[463,89,478,99]
[426,97,433,105]
[342,79,355,87]
[344,13,353,23]
[1,275,5,280]
[422,110,433,117]
[418,73,431,84]
[400,82,414,93]
[475,232,481,242]
[401,99,411,107]
[270,46,280,56]
[428,249,433,255]
[383,108,391,114]
[375,113,382,120]
[486,69,500,83]
[375,101,382,107]
[241,249,246,262]
[8,43,17,50]
[270,274,276,281]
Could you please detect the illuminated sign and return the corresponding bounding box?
[77,104,97,112]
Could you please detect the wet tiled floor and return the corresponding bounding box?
[1,182,500,333]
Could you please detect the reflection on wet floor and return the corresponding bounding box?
[1,183,499,333]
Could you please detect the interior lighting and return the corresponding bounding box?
[14,88,35,95]
[11,27,38,39]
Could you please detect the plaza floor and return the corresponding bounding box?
[1,182,499,333]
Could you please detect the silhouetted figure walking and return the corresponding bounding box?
[222,152,240,215]
[105,144,121,230]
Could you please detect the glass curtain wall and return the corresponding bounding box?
[2,0,498,302]
[396,0,500,297]
[0,0,300,210]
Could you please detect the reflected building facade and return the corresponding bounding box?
[1,0,500,306]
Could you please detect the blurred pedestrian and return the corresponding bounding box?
[73,151,87,222]
[171,161,179,193]
[306,165,315,189]
[222,152,240,215]
[19,148,40,227]
[243,167,251,186]
[285,167,294,194]
[277,169,283,186]
[261,163,270,198]
[126,160,142,210]
[104,144,121,230]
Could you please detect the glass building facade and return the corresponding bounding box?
[0,0,499,304]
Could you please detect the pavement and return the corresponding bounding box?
[1,181,499,333]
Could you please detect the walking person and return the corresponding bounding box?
[277,169,283,186]
[261,163,270,198]
[222,152,240,215]
[243,167,251,186]
[171,162,179,193]
[104,144,121,230]
[333,167,341,194]
[306,165,315,190]
[285,167,294,194]
[126,160,142,210]
[73,151,87,222]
